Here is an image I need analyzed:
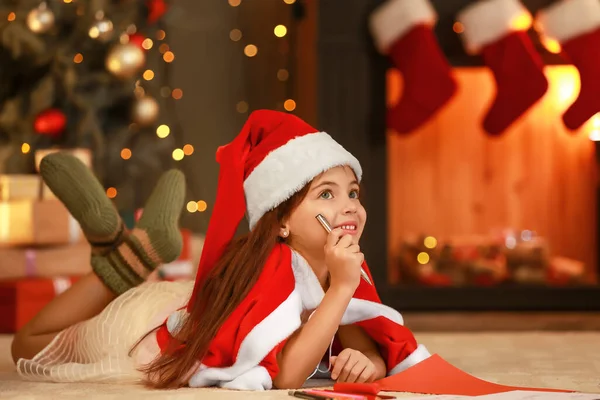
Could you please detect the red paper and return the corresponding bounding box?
[373,354,573,396]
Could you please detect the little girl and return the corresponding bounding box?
[12,110,431,390]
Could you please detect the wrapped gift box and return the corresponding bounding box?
[0,175,41,201]
[0,276,79,333]
[0,243,91,280]
[0,199,85,247]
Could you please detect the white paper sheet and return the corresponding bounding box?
[470,391,600,400]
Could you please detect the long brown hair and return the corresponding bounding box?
[139,184,311,389]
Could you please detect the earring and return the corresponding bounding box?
[282,230,289,238]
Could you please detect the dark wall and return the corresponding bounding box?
[167,1,304,233]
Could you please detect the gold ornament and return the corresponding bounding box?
[105,43,145,79]
[132,96,159,126]
[27,2,55,34]
[89,11,113,41]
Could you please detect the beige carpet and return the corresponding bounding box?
[1,332,599,399]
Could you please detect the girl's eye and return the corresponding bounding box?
[349,189,360,199]
[320,190,333,200]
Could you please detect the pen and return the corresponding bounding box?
[315,214,373,285]
[305,389,367,399]
[288,390,334,400]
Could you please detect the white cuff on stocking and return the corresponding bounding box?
[369,0,437,54]
[536,0,600,43]
[457,0,531,54]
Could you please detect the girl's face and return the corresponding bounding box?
[284,165,367,257]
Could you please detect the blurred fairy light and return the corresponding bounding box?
[106,187,117,198]
[73,53,83,63]
[274,25,287,37]
[244,44,258,57]
[64,0,73,3]
[186,201,198,213]
[163,51,175,63]
[187,200,208,213]
[156,30,166,40]
[126,24,137,35]
[453,22,464,33]
[172,88,183,99]
[521,230,533,241]
[143,70,154,80]
[159,43,169,53]
[183,144,194,155]
[283,0,296,4]
[120,148,132,160]
[229,0,242,6]
[277,69,289,81]
[172,148,184,161]
[7,12,16,21]
[236,101,248,113]
[284,99,296,111]
[160,87,171,97]
[156,124,170,138]
[142,38,153,50]
[417,252,430,264]
[505,236,517,249]
[21,143,30,154]
[230,29,242,41]
[424,236,437,249]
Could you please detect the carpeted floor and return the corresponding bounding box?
[1,332,599,399]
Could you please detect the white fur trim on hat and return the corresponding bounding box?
[457,0,531,54]
[369,0,437,54]
[243,132,362,230]
[536,0,600,43]
[388,344,432,375]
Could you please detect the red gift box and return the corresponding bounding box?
[0,276,79,333]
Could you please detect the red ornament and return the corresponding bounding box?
[147,0,167,24]
[129,33,146,50]
[34,109,66,137]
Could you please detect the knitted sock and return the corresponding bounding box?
[39,152,126,255]
[92,169,186,294]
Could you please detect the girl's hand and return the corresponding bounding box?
[324,228,364,291]
[330,348,377,383]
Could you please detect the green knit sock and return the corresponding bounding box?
[39,152,126,255]
[91,169,186,294]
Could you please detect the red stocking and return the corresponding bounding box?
[458,0,549,135]
[370,0,457,134]
[538,0,600,131]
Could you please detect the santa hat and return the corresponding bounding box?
[188,110,362,308]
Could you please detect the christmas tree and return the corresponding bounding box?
[0,0,182,211]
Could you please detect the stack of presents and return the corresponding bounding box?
[0,148,194,334]
[396,230,587,287]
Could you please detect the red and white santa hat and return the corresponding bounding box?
[188,110,362,307]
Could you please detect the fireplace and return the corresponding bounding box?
[315,0,600,310]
